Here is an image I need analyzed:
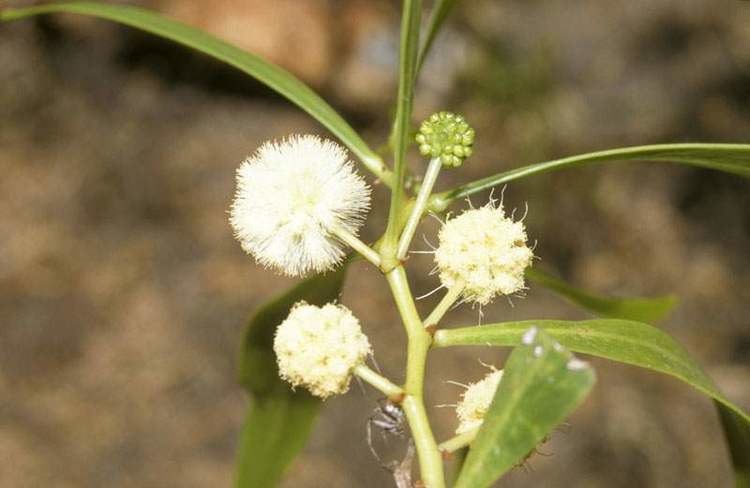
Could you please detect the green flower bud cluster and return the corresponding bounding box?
[416,111,475,167]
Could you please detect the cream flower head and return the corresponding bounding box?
[455,369,504,434]
[434,200,533,305]
[273,302,371,399]
[230,135,371,277]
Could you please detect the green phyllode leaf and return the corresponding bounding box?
[416,0,459,74]
[235,265,348,488]
[431,143,750,209]
[454,328,596,488]
[435,319,750,486]
[0,2,386,181]
[526,267,677,323]
[718,406,750,488]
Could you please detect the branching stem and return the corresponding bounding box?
[386,266,445,488]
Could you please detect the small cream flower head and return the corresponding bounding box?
[434,200,533,305]
[455,369,504,434]
[230,135,371,277]
[273,301,371,399]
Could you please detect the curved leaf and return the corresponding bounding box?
[718,406,750,488]
[0,2,388,182]
[434,319,750,485]
[434,319,749,423]
[235,392,318,488]
[430,143,750,209]
[526,267,677,323]
[454,328,595,488]
[236,265,348,488]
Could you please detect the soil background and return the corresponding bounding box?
[1,1,749,486]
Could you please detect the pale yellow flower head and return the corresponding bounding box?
[455,369,504,434]
[273,301,371,399]
[435,201,533,305]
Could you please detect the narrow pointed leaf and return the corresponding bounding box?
[431,143,750,209]
[717,407,750,488]
[435,319,750,485]
[527,267,677,323]
[416,0,458,74]
[235,390,318,488]
[236,265,348,488]
[454,328,595,488]
[0,2,387,181]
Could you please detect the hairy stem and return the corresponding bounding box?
[386,266,445,488]
[397,157,442,260]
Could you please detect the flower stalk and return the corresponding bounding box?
[423,282,464,330]
[329,223,382,269]
[397,157,442,260]
[353,364,405,401]
[438,428,478,454]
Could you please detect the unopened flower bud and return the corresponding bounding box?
[416,111,475,168]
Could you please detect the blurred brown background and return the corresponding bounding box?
[2,0,749,486]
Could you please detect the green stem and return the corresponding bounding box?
[423,282,464,329]
[380,1,443,484]
[353,364,404,401]
[386,266,445,488]
[438,429,479,454]
[329,224,382,269]
[381,0,423,261]
[397,157,442,260]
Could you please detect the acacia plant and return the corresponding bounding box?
[3,2,749,487]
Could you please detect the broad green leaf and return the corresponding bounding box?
[526,267,677,323]
[454,328,595,488]
[416,0,458,74]
[434,319,750,486]
[236,265,348,488]
[235,391,318,488]
[430,143,750,209]
[0,2,388,182]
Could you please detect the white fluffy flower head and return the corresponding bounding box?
[434,201,533,305]
[273,301,371,399]
[455,369,504,434]
[230,135,371,276]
